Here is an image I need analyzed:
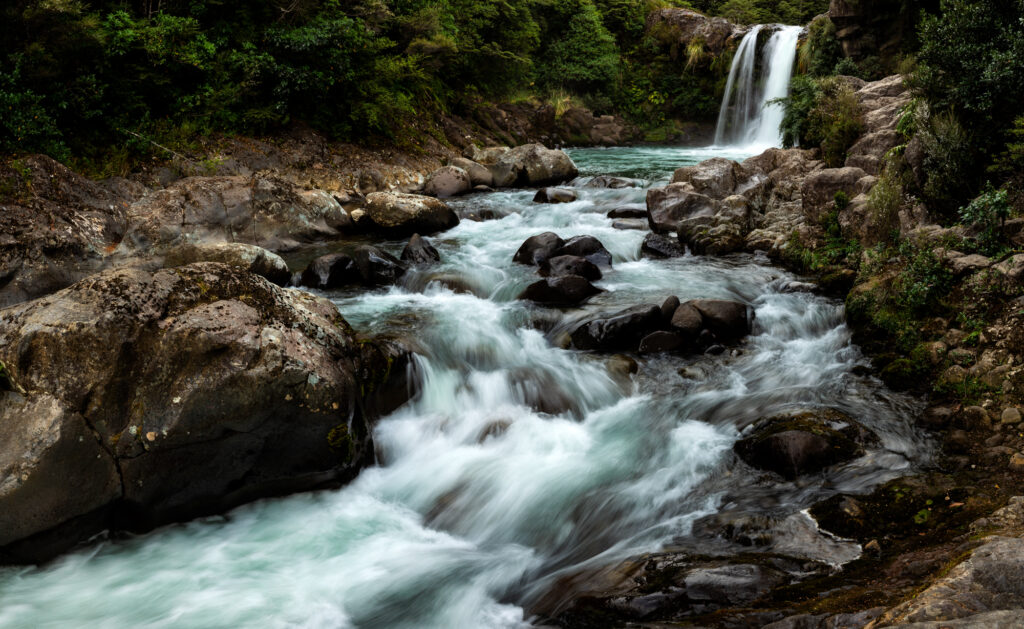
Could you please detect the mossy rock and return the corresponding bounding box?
[734,409,876,480]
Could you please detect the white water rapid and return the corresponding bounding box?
[715,25,803,149]
[0,147,928,629]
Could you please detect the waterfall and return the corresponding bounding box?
[714,25,802,148]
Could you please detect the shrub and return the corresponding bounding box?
[805,77,864,167]
[959,184,1011,256]
[917,111,978,219]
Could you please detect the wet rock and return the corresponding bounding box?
[514,232,565,266]
[670,302,704,337]
[352,245,406,286]
[571,306,663,352]
[683,563,784,605]
[555,235,613,268]
[300,253,359,289]
[671,157,743,199]
[518,276,601,306]
[540,255,602,281]
[448,157,493,187]
[363,191,460,236]
[494,144,578,187]
[165,243,290,286]
[533,187,578,204]
[584,175,637,189]
[423,165,472,198]
[607,207,648,219]
[607,355,639,380]
[690,299,751,342]
[0,263,409,562]
[639,331,686,354]
[800,167,868,224]
[127,174,351,252]
[660,296,681,322]
[876,536,1024,626]
[642,233,687,258]
[612,219,648,231]
[734,409,873,480]
[646,184,720,233]
[400,234,441,265]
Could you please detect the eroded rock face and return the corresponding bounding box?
[645,8,746,57]
[494,144,579,187]
[127,175,352,252]
[361,191,459,236]
[0,263,411,562]
[0,155,140,308]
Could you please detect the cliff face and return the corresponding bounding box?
[828,0,936,68]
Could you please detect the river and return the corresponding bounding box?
[0,146,929,628]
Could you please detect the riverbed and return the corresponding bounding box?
[0,146,929,628]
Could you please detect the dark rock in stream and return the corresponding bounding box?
[540,255,602,281]
[400,234,441,265]
[607,207,648,219]
[0,263,413,563]
[518,276,602,306]
[514,232,565,266]
[300,253,360,289]
[642,233,687,259]
[734,409,876,480]
[571,306,663,352]
[690,299,751,342]
[352,245,407,286]
[584,175,637,189]
[555,235,613,268]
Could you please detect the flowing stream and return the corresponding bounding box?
[0,146,927,628]
[715,25,803,148]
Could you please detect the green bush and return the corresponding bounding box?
[917,110,978,219]
[959,184,1011,256]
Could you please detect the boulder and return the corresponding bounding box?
[466,146,510,165]
[362,191,459,236]
[612,219,648,231]
[540,255,602,281]
[494,144,579,186]
[352,245,407,286]
[734,409,874,480]
[691,299,751,342]
[423,166,472,198]
[518,276,601,306]
[639,331,686,354]
[555,235,613,268]
[165,243,290,286]
[449,157,494,187]
[608,207,648,219]
[514,232,565,266]
[401,234,441,265]
[645,8,743,56]
[300,253,359,290]
[571,306,663,352]
[534,188,578,204]
[672,158,743,199]
[670,302,704,336]
[801,167,868,223]
[585,176,637,189]
[646,184,720,233]
[0,263,410,562]
[127,175,352,252]
[642,233,687,259]
[0,155,137,308]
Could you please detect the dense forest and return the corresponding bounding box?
[1,0,830,166]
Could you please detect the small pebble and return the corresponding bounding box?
[1010,452,1024,472]
[1002,407,1022,425]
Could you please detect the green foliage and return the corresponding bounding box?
[917,110,978,219]
[959,184,1012,256]
[868,157,906,242]
[536,1,621,96]
[802,15,843,77]
[779,76,864,166]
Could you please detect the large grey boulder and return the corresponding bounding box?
[360,191,459,236]
[646,184,721,233]
[0,263,410,562]
[423,165,472,198]
[494,144,579,187]
[165,242,291,286]
[126,175,352,252]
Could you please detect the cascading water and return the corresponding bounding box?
[715,25,802,148]
[0,147,928,629]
